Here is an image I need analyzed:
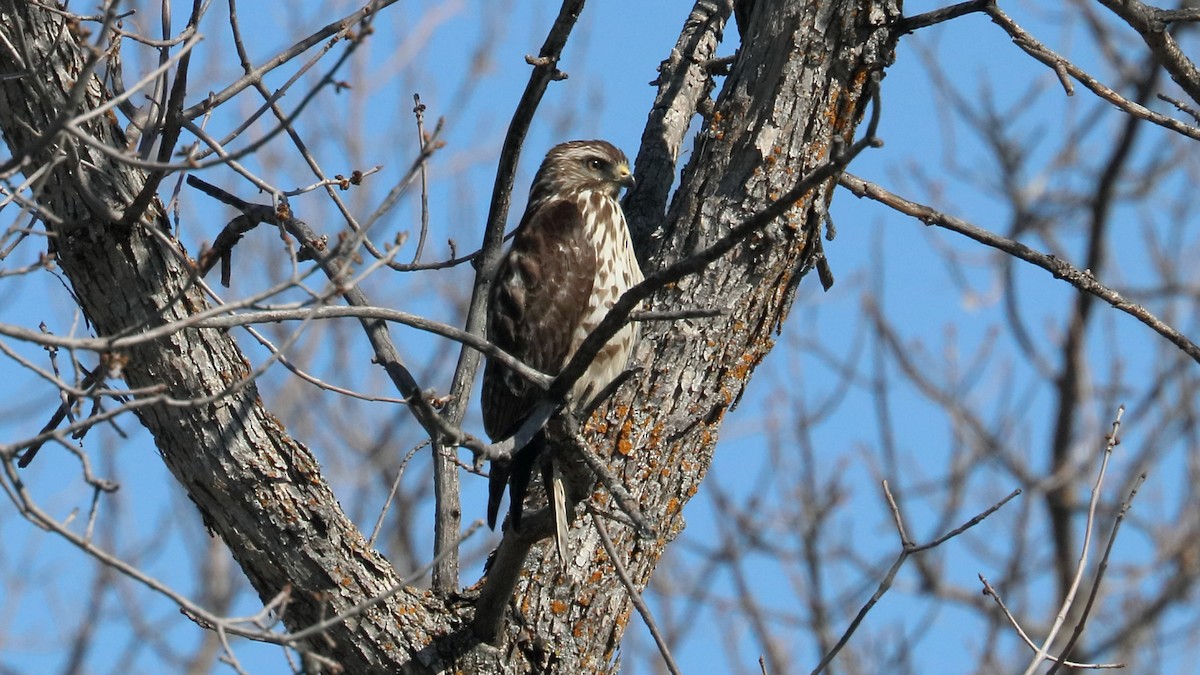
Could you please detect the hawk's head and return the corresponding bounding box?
[529,140,634,204]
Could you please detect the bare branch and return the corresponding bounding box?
[1096,0,1200,104]
[897,0,990,34]
[1024,407,1123,673]
[983,2,1200,140]
[180,0,401,120]
[839,173,1200,365]
[812,483,1020,674]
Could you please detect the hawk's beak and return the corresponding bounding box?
[617,165,635,189]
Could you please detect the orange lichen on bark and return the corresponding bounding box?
[730,351,757,382]
[707,110,726,140]
[615,608,632,631]
[615,414,637,456]
[646,420,665,450]
[851,66,871,96]
[616,436,634,457]
[823,84,843,125]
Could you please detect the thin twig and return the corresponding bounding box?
[1047,471,1144,673]
[592,512,681,675]
[812,484,1019,674]
[181,0,402,120]
[980,575,1125,670]
[368,441,427,547]
[896,0,990,34]
[411,93,431,264]
[17,362,103,467]
[983,1,1200,141]
[566,413,655,536]
[1024,418,1114,675]
[1046,409,1134,675]
[980,575,1047,653]
[631,307,724,322]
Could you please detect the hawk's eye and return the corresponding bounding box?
[586,157,607,172]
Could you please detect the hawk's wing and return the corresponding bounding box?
[482,198,598,528]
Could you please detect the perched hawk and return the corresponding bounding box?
[482,140,643,556]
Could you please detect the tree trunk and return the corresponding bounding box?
[0,0,899,671]
[0,2,440,671]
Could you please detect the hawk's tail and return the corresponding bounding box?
[549,460,570,566]
[490,432,544,532]
[486,459,509,530]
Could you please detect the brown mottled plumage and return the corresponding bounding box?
[482,140,643,558]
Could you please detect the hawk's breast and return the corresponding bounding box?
[571,190,644,407]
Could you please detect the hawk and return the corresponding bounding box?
[482,140,643,558]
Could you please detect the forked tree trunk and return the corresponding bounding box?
[0,0,899,672]
[508,1,900,669]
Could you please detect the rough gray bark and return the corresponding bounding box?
[0,0,899,672]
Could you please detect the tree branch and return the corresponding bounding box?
[838,173,1200,365]
[439,0,589,593]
